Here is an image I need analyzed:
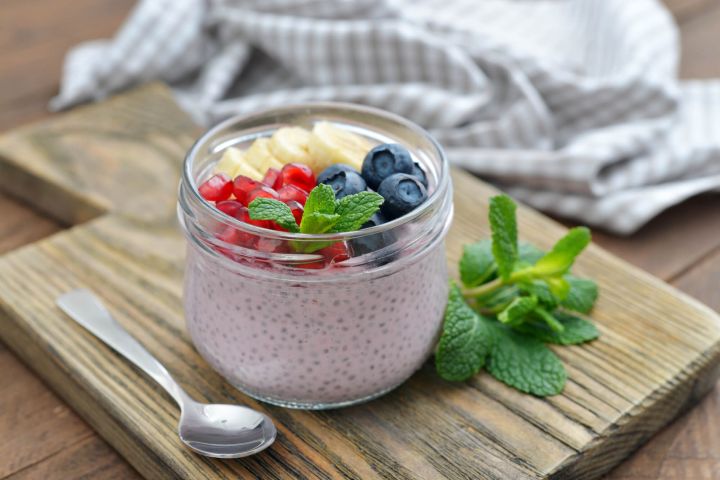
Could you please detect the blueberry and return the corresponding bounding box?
[377,173,428,220]
[410,162,428,188]
[318,169,367,199]
[349,231,397,263]
[317,164,356,185]
[361,212,388,229]
[361,143,414,190]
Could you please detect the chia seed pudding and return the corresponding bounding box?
[178,104,453,409]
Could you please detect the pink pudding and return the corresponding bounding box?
[183,236,448,407]
[178,103,453,408]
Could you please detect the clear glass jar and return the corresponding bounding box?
[178,103,453,409]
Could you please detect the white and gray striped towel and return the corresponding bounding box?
[51,0,720,234]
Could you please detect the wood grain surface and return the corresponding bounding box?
[0,84,719,479]
[0,1,719,478]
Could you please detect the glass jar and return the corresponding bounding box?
[178,103,453,409]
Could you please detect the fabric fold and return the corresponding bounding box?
[51,0,720,234]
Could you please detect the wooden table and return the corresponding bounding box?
[1,1,718,478]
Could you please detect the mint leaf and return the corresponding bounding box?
[331,191,384,233]
[303,183,336,218]
[294,212,341,253]
[517,312,599,345]
[460,240,495,287]
[436,283,494,381]
[545,276,570,300]
[488,195,518,281]
[248,198,300,233]
[299,212,340,235]
[533,306,565,332]
[562,276,598,313]
[532,227,591,277]
[481,286,519,310]
[486,323,567,396]
[518,280,558,310]
[498,295,537,326]
[519,242,545,264]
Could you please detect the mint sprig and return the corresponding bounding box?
[436,194,600,396]
[248,198,300,233]
[248,184,384,253]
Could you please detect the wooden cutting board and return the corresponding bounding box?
[0,84,718,480]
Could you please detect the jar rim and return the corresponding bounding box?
[181,102,450,242]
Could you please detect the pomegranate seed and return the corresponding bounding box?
[215,200,244,218]
[262,168,280,187]
[232,175,260,205]
[247,185,280,204]
[297,258,326,269]
[285,200,304,225]
[277,163,315,193]
[256,237,289,253]
[234,204,272,229]
[277,184,309,205]
[321,242,350,263]
[199,173,233,201]
[217,225,256,250]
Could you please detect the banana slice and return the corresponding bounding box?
[269,127,313,166]
[308,122,371,173]
[214,147,263,180]
[233,159,264,180]
[245,137,284,173]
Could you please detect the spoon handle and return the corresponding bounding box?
[57,289,186,406]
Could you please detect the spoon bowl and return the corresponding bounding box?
[57,289,276,458]
[179,402,276,458]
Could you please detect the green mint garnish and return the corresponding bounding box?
[331,191,385,233]
[435,193,600,396]
[248,198,300,233]
[301,183,337,221]
[435,284,493,381]
[488,195,518,281]
[486,322,567,396]
[247,183,384,254]
[459,239,495,288]
[498,295,538,327]
[561,276,599,313]
[515,312,599,345]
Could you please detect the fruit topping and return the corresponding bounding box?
[411,162,429,188]
[318,167,367,200]
[262,167,281,188]
[234,204,272,229]
[361,143,414,190]
[285,200,304,225]
[277,184,309,205]
[198,173,233,201]
[297,241,350,269]
[215,199,244,217]
[269,127,313,165]
[361,212,388,229]
[377,173,428,220]
[232,175,261,205]
[308,121,371,173]
[276,162,316,193]
[247,184,280,204]
[245,137,284,172]
[317,164,355,184]
[215,147,263,181]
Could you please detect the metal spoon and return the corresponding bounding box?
[56,289,276,458]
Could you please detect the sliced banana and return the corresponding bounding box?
[212,147,257,181]
[269,127,313,166]
[308,122,371,173]
[233,159,264,181]
[245,137,284,173]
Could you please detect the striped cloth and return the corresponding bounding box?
[51,0,720,234]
